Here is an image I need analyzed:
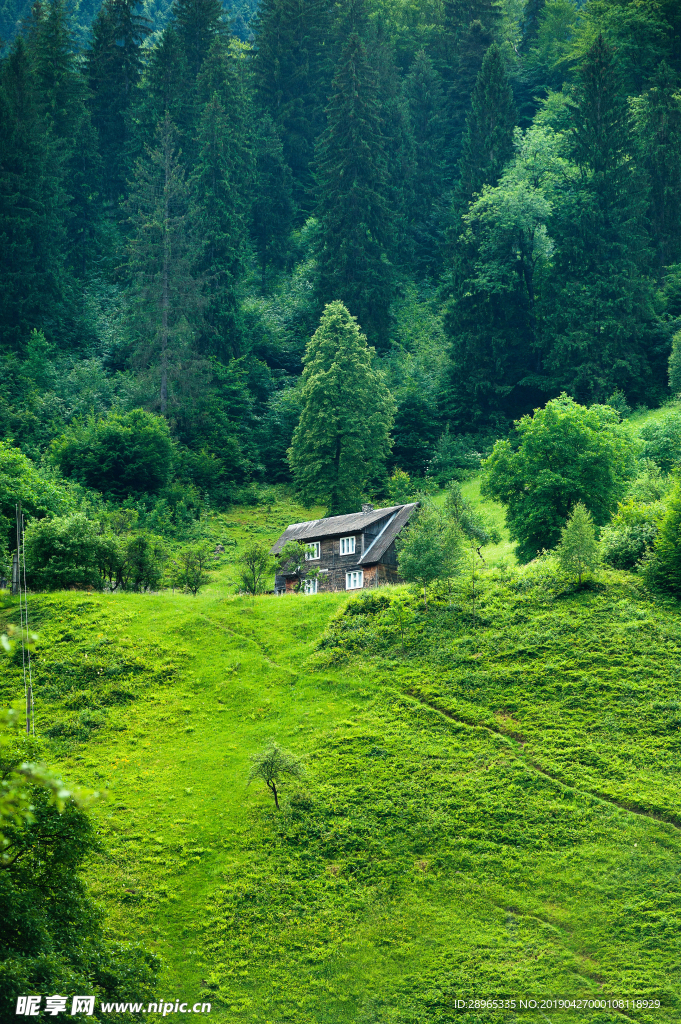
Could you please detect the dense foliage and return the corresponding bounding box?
[0,0,679,522]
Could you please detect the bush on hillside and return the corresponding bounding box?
[639,411,681,473]
[25,514,166,592]
[643,483,681,596]
[601,499,665,570]
[52,409,173,498]
[481,395,637,562]
[0,441,74,551]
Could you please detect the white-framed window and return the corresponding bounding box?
[305,542,320,560]
[346,570,363,590]
[340,536,356,555]
[304,578,318,595]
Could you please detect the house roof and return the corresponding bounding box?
[270,503,419,558]
[359,502,418,564]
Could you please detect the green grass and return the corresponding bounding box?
[3,490,681,1023]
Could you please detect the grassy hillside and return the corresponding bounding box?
[3,490,681,1023]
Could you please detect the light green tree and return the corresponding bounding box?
[557,501,600,583]
[288,302,395,514]
[168,544,214,595]
[236,541,273,595]
[247,742,304,810]
[644,482,681,597]
[397,502,462,610]
[274,541,320,593]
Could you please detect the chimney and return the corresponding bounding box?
[361,503,374,514]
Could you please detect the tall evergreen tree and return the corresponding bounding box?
[132,26,191,155]
[632,62,681,273]
[543,34,659,403]
[124,112,202,413]
[288,301,395,513]
[404,49,447,277]
[315,32,393,351]
[0,37,68,350]
[87,0,149,202]
[252,0,332,213]
[189,36,253,357]
[26,0,101,276]
[251,113,294,291]
[455,42,516,209]
[173,0,225,79]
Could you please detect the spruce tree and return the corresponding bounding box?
[288,302,395,513]
[455,42,516,208]
[189,37,253,357]
[544,34,655,403]
[251,113,294,291]
[124,112,202,413]
[315,32,393,351]
[87,0,150,202]
[0,37,68,349]
[172,0,225,79]
[132,27,191,155]
[26,0,101,275]
[404,49,447,277]
[632,62,681,272]
[252,0,332,213]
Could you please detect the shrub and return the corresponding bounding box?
[482,394,636,562]
[236,542,273,595]
[24,513,105,590]
[639,411,681,473]
[601,499,665,570]
[0,442,74,550]
[53,409,173,498]
[644,483,681,596]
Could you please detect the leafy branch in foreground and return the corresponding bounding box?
[247,742,304,810]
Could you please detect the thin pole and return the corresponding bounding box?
[20,511,34,735]
[16,503,33,735]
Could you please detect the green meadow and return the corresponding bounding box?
[2,484,681,1024]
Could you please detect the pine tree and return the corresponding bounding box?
[372,23,414,267]
[455,42,516,208]
[0,36,68,349]
[404,49,447,277]
[544,34,657,404]
[315,32,393,351]
[87,0,150,202]
[252,0,332,213]
[26,0,101,276]
[124,112,203,413]
[288,302,395,513]
[189,36,253,357]
[133,27,191,156]
[632,62,681,273]
[251,113,294,291]
[172,0,225,79]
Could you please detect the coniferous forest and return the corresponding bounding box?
[2,0,681,515]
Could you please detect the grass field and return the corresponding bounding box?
[2,473,681,1024]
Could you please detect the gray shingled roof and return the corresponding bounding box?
[359,502,418,564]
[270,503,418,556]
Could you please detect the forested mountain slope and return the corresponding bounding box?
[1,0,680,509]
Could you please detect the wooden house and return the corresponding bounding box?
[270,502,419,594]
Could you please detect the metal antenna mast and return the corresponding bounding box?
[15,503,33,735]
